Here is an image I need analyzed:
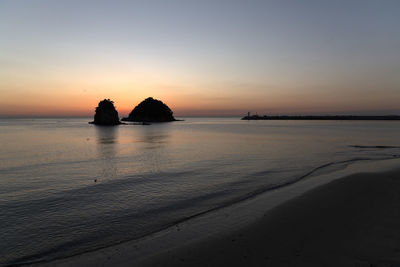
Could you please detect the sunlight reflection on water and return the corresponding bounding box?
[1,117,400,265]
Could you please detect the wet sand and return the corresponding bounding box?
[141,169,400,267]
[43,162,400,267]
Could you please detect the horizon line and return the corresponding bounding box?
[2,112,400,119]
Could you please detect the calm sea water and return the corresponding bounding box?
[1,117,400,265]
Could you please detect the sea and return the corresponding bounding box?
[1,117,400,265]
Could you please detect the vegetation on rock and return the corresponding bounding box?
[91,99,121,125]
[122,97,176,122]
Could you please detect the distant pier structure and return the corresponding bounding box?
[244,112,252,120]
[241,114,400,121]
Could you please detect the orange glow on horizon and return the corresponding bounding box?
[1,68,400,117]
[1,91,400,117]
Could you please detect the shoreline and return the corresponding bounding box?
[143,164,400,266]
[37,158,400,267]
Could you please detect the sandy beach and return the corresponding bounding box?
[40,160,400,267]
[141,168,400,267]
[3,2,400,266]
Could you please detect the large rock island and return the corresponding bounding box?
[90,99,121,125]
[122,97,176,122]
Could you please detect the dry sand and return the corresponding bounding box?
[141,169,400,267]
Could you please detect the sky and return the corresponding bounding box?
[0,0,399,117]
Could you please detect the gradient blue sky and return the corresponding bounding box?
[0,0,399,116]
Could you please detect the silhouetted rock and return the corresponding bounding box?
[122,97,176,122]
[90,99,121,125]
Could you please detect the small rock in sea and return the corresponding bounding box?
[94,179,97,182]
[90,99,121,125]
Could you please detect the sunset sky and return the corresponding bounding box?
[0,0,399,117]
